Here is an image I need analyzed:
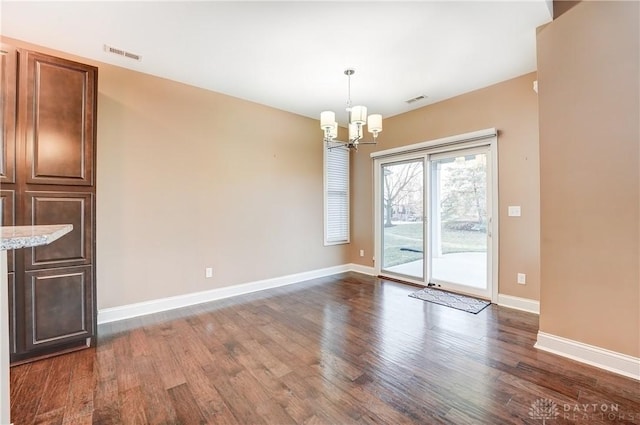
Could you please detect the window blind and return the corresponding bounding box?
[324,147,349,244]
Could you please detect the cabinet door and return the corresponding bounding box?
[23,266,94,351]
[19,50,96,186]
[1,44,16,183]
[0,189,15,272]
[24,191,93,269]
[7,272,17,354]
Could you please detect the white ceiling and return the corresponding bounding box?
[1,1,552,124]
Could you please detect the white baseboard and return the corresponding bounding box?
[535,331,640,380]
[98,264,353,324]
[348,263,375,276]
[497,294,540,314]
[98,263,375,324]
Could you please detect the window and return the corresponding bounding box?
[324,146,349,245]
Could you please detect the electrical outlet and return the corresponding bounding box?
[205,267,213,278]
[517,273,526,284]
[508,206,521,217]
[359,249,364,257]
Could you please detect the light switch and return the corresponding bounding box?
[508,206,521,217]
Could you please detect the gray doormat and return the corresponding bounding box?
[409,287,491,314]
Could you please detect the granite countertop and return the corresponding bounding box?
[0,224,74,250]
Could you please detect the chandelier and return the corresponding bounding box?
[320,69,382,150]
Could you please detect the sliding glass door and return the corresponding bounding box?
[376,143,494,300]
[429,148,489,297]
[381,159,424,280]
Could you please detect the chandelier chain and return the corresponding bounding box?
[346,70,352,111]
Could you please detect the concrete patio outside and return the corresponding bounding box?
[386,252,487,289]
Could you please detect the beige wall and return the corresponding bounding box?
[2,37,350,310]
[350,72,541,301]
[537,2,639,357]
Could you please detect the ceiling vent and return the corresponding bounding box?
[405,95,427,104]
[103,44,142,61]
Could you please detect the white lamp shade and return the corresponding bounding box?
[329,122,338,139]
[350,105,367,125]
[348,123,362,141]
[320,111,335,129]
[367,114,382,133]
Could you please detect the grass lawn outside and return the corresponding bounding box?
[382,222,486,268]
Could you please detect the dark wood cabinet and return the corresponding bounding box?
[1,43,97,364]
[19,51,95,186]
[7,272,16,354]
[25,191,93,269]
[23,266,94,352]
[1,189,15,272]
[1,44,16,184]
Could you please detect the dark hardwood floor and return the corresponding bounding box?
[9,272,640,424]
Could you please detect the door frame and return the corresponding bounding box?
[372,128,499,302]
